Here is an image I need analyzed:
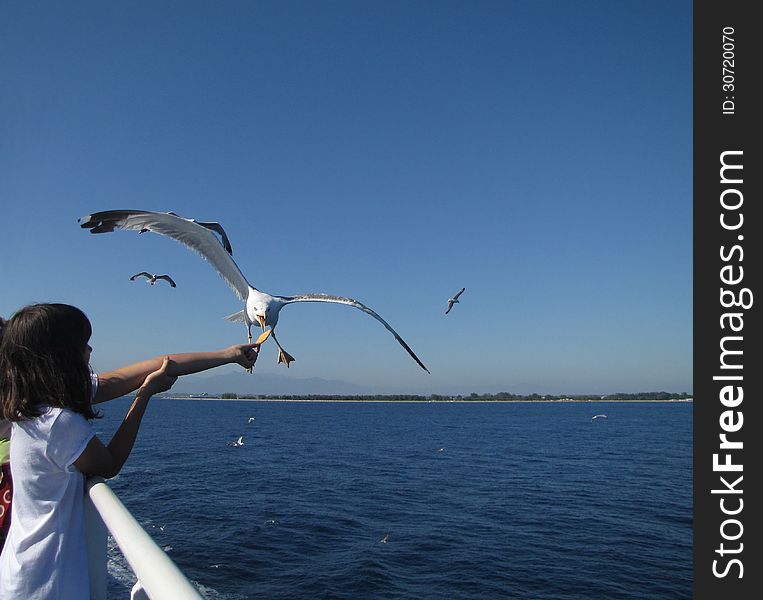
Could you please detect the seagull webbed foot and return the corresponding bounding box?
[277,349,296,368]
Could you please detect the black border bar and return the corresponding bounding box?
[694,1,760,598]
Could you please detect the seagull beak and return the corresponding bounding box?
[256,315,266,330]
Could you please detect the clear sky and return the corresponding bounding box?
[0,1,692,395]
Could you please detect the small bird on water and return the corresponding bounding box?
[227,436,244,447]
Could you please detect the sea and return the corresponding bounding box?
[94,398,692,599]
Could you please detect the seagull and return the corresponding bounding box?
[130,272,177,288]
[380,533,390,543]
[80,210,429,372]
[248,417,256,423]
[591,414,608,421]
[445,287,465,314]
[227,435,244,447]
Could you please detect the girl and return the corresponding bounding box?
[0,316,10,552]
[0,303,259,599]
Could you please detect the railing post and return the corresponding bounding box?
[131,581,150,600]
[84,483,108,600]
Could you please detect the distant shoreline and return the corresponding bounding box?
[161,396,693,404]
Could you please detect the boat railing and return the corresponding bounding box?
[84,476,203,600]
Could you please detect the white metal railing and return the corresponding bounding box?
[84,476,203,600]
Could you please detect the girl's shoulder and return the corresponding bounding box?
[49,407,91,428]
[17,407,88,432]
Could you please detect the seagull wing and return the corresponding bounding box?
[80,210,252,300]
[280,293,429,373]
[130,272,153,281]
[193,220,234,255]
[453,287,465,300]
[156,275,177,288]
[445,300,454,314]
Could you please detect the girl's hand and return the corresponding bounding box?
[225,343,259,370]
[139,356,177,396]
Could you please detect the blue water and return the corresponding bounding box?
[95,400,692,599]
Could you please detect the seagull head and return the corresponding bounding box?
[250,301,271,330]
[246,293,282,331]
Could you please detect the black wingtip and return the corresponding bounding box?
[78,214,115,233]
[414,356,430,373]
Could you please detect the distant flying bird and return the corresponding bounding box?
[248,417,256,423]
[445,287,465,314]
[591,414,608,421]
[380,533,390,543]
[130,272,177,288]
[80,210,429,372]
[227,436,244,447]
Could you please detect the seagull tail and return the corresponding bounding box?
[224,310,247,323]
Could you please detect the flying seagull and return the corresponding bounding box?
[445,287,465,314]
[79,210,429,372]
[227,435,244,447]
[591,414,608,421]
[130,272,177,288]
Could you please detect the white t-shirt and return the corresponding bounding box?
[0,375,98,599]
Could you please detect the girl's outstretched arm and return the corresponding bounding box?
[93,343,258,404]
[75,357,177,478]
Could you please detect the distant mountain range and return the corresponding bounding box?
[170,370,554,397]
[172,370,373,396]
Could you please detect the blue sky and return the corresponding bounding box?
[0,1,692,395]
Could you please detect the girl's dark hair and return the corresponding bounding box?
[0,304,99,421]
